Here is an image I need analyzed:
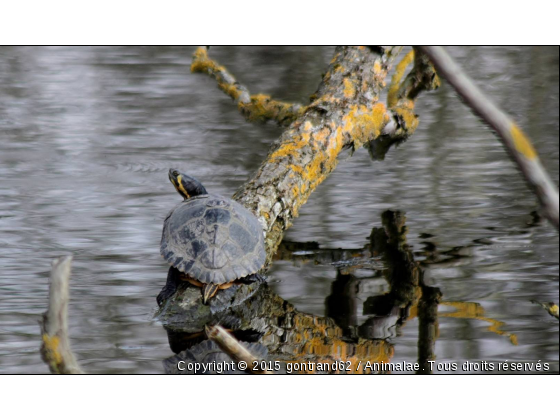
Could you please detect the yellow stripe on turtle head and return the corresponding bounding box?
[176,175,191,199]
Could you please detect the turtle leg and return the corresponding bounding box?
[181,274,204,287]
[202,283,220,304]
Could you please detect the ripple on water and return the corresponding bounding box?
[0,46,557,373]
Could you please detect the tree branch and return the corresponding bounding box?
[232,46,409,261]
[205,325,273,374]
[192,46,441,260]
[191,47,306,126]
[369,48,441,160]
[418,46,559,230]
[40,256,84,374]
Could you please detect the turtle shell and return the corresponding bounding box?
[161,194,266,285]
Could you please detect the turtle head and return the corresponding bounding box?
[168,169,207,200]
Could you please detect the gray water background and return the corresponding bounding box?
[0,46,557,373]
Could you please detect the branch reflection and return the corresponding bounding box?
[156,210,517,374]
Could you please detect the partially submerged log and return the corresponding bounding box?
[193,46,438,262]
[38,47,439,374]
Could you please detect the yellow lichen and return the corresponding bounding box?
[441,302,485,318]
[343,103,388,148]
[237,93,306,125]
[292,185,300,198]
[240,94,272,120]
[510,124,537,160]
[343,78,356,99]
[393,103,419,135]
[220,82,241,100]
[190,47,209,73]
[190,47,227,76]
[440,302,518,344]
[284,314,394,374]
[388,50,415,108]
[305,155,325,185]
[268,118,336,212]
[314,127,330,144]
[269,134,307,161]
[42,334,62,365]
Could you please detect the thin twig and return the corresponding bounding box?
[418,46,559,230]
[205,325,273,374]
[191,47,306,126]
[40,256,84,374]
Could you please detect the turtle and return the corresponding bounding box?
[160,168,266,304]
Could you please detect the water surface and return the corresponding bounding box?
[0,46,557,373]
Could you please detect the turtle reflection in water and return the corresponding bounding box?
[160,169,266,304]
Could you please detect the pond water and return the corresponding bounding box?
[0,46,557,374]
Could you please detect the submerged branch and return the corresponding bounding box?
[418,46,559,230]
[191,47,306,126]
[40,256,84,374]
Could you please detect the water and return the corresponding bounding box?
[0,46,557,374]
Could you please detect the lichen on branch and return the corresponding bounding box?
[367,48,440,161]
[193,46,439,262]
[233,46,404,260]
[384,48,440,141]
[191,47,306,126]
[40,256,84,374]
[418,46,558,230]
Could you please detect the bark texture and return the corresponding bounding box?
[192,46,441,261]
[227,47,396,258]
